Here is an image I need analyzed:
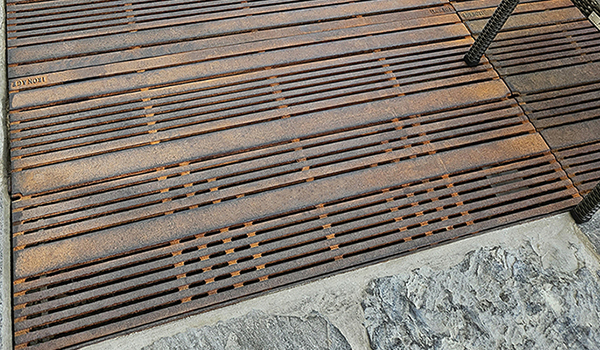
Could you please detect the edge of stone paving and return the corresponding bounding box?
[1,0,12,349]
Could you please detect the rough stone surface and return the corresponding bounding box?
[141,311,352,350]
[579,210,600,255]
[363,245,600,350]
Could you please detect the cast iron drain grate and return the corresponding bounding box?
[6,0,587,349]
[453,0,600,195]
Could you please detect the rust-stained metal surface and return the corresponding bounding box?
[454,0,600,195]
[6,0,594,349]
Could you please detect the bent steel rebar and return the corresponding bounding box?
[464,0,521,66]
[572,182,600,224]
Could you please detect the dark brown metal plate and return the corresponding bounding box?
[7,0,588,349]
[454,0,600,195]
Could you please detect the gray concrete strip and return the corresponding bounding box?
[0,0,12,349]
[82,213,600,350]
[141,311,351,350]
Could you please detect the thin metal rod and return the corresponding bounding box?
[571,182,600,224]
[464,0,521,67]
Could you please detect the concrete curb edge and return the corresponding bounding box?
[1,0,12,349]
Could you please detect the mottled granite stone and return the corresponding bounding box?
[141,311,351,350]
[579,210,600,255]
[363,245,600,350]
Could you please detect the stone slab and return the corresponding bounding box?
[81,213,600,350]
[364,245,600,349]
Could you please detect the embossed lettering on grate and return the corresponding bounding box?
[453,0,600,194]
[8,0,579,349]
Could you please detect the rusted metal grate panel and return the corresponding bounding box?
[515,79,600,195]
[551,141,600,194]
[7,0,581,349]
[454,0,599,77]
[453,0,600,195]
[7,0,393,45]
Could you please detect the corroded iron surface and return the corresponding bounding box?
[6,0,594,348]
[454,0,600,195]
